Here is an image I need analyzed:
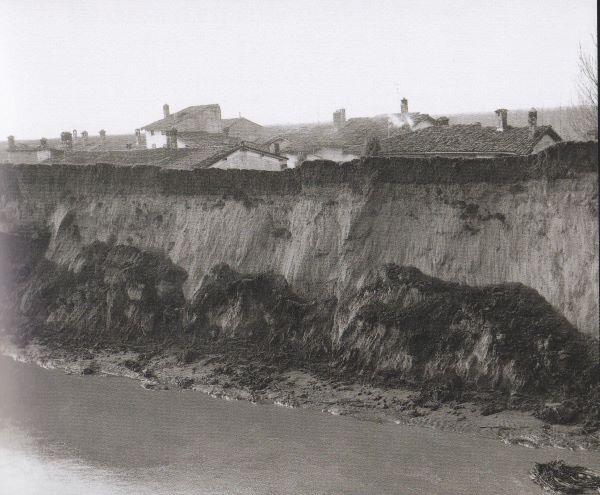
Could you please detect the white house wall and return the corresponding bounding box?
[144,131,168,149]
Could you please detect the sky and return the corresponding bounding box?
[0,0,597,139]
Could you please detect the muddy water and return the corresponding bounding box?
[0,355,597,494]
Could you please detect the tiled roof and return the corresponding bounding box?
[380,124,562,155]
[221,117,262,129]
[2,134,146,152]
[53,148,227,170]
[176,131,234,150]
[141,105,221,132]
[196,142,287,168]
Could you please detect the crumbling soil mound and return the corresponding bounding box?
[335,264,596,394]
[186,263,335,358]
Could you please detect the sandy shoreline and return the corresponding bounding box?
[1,334,598,453]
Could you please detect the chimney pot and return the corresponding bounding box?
[495,108,508,132]
[527,108,537,128]
[163,104,170,118]
[7,135,15,151]
[401,98,408,114]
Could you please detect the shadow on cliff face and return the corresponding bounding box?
[1,236,597,401]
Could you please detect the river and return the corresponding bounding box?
[0,355,597,494]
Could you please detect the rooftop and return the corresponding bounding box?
[380,124,562,155]
[141,105,221,132]
[197,142,287,168]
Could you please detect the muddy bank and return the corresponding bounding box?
[2,337,598,453]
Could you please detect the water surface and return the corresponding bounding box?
[0,355,597,494]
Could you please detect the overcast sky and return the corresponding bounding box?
[0,0,596,139]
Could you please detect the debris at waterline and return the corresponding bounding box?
[530,460,600,494]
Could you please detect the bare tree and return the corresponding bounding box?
[571,34,598,139]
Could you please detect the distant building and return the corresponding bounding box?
[141,104,223,149]
[386,98,441,132]
[221,117,265,142]
[262,136,293,155]
[198,142,288,171]
[2,136,62,164]
[379,108,561,158]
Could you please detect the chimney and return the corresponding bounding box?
[163,104,170,118]
[495,108,508,132]
[166,127,177,149]
[401,98,408,114]
[135,128,141,147]
[99,129,106,148]
[72,129,78,140]
[528,108,537,138]
[81,130,88,147]
[333,108,346,130]
[7,135,15,151]
[61,131,73,150]
[40,137,47,149]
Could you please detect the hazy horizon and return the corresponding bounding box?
[1,0,596,140]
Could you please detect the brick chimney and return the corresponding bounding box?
[99,129,106,148]
[135,128,141,147]
[81,130,88,147]
[7,135,15,151]
[401,98,408,114]
[333,108,346,130]
[163,104,170,118]
[495,109,508,132]
[528,108,537,138]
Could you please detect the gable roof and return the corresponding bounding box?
[221,117,262,130]
[53,148,226,170]
[141,105,221,132]
[176,131,233,149]
[196,142,287,168]
[380,124,562,156]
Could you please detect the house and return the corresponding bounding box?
[221,117,265,142]
[379,108,562,158]
[387,98,441,132]
[197,142,288,171]
[141,104,222,149]
[2,136,62,164]
[262,136,293,155]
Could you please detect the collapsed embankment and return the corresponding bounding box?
[1,141,597,337]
